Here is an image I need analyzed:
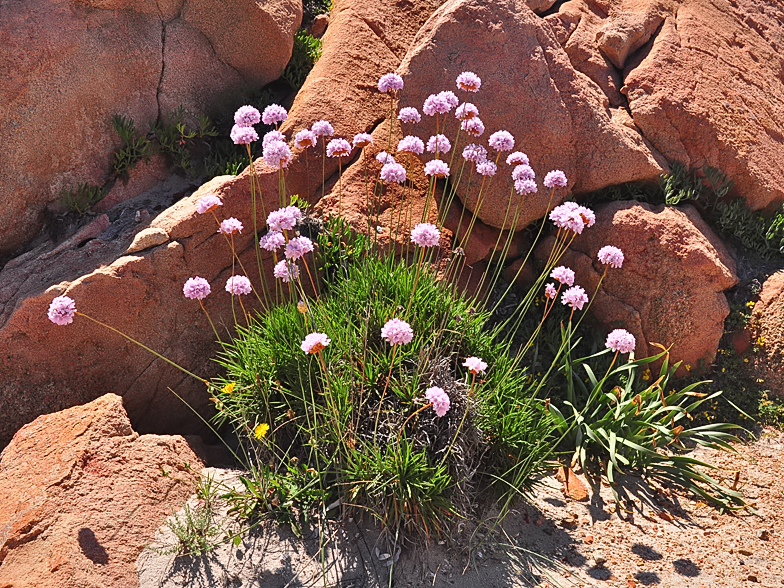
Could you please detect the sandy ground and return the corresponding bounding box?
[137,429,784,588]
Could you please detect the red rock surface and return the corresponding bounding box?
[397,0,666,231]
[536,201,738,372]
[0,393,203,588]
[753,270,784,398]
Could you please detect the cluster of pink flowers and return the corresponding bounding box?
[353,133,374,148]
[598,245,624,269]
[410,222,441,247]
[326,138,352,158]
[561,285,588,310]
[263,139,292,168]
[550,266,575,286]
[543,170,568,188]
[424,160,450,177]
[230,125,258,145]
[488,130,514,152]
[380,162,406,184]
[294,129,317,149]
[461,117,485,137]
[456,71,482,92]
[263,130,285,147]
[398,107,421,124]
[219,217,243,235]
[376,151,395,165]
[378,73,404,93]
[196,194,222,214]
[274,259,299,283]
[425,387,451,417]
[512,165,535,182]
[183,277,211,300]
[549,202,595,234]
[47,295,77,325]
[285,236,314,260]
[225,275,252,296]
[515,179,537,196]
[606,329,636,354]
[426,134,451,154]
[311,120,334,137]
[463,356,487,375]
[259,230,286,252]
[463,144,487,164]
[262,104,288,126]
[507,152,529,166]
[455,102,479,120]
[381,318,413,345]
[301,332,331,354]
[397,136,424,155]
[544,283,557,299]
[267,206,302,232]
[476,160,497,177]
[234,105,261,127]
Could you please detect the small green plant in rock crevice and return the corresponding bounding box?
[282,30,323,91]
[58,182,106,215]
[111,114,153,179]
[151,106,219,175]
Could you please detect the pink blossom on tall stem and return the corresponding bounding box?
[398,107,421,124]
[263,130,285,147]
[196,194,222,214]
[311,120,334,137]
[376,151,395,164]
[262,104,287,126]
[543,169,568,188]
[463,356,488,375]
[423,94,450,116]
[219,217,243,235]
[294,129,317,149]
[234,105,260,127]
[598,246,624,269]
[326,138,352,158]
[267,206,302,231]
[230,124,258,145]
[285,236,315,260]
[301,332,331,354]
[380,162,406,184]
[549,202,595,234]
[512,165,535,181]
[263,140,292,168]
[225,275,252,296]
[397,136,424,155]
[438,90,459,110]
[456,71,482,92]
[515,179,537,195]
[426,134,451,154]
[47,295,77,326]
[605,329,636,354]
[183,277,211,300]
[259,231,285,252]
[378,73,404,93]
[461,117,484,137]
[425,387,451,417]
[353,133,374,148]
[544,283,557,299]
[506,151,529,166]
[274,259,299,283]
[455,102,479,120]
[561,285,588,311]
[462,144,487,164]
[410,222,441,247]
[488,130,514,151]
[381,318,413,345]
[476,160,497,176]
[424,160,450,177]
[550,266,575,286]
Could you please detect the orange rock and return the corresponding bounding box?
[0,394,203,588]
[557,466,590,501]
[753,271,784,398]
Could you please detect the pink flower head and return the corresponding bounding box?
[47,295,76,326]
[456,71,482,92]
[550,266,575,286]
[561,285,588,311]
[455,102,479,120]
[353,133,374,148]
[423,94,450,116]
[225,275,252,296]
[274,259,299,283]
[506,151,529,166]
[294,129,317,149]
[196,194,222,214]
[579,206,596,228]
[463,356,487,375]
[381,318,413,345]
[512,165,535,182]
[398,107,421,124]
[326,138,352,158]
[230,124,258,145]
[263,140,293,168]
[598,245,624,269]
[397,135,424,155]
[424,160,450,177]
[544,283,557,299]
[376,151,395,165]
[606,329,636,354]
[462,144,487,164]
[514,179,538,195]
[380,162,406,184]
[410,222,441,247]
[263,130,285,147]
[438,91,459,109]
[549,202,585,234]
[219,217,243,235]
[425,387,451,417]
[285,236,314,260]
[234,105,261,127]
[262,104,288,126]
[378,72,404,93]
[301,332,331,354]
[311,120,334,137]
[426,134,451,154]
[259,231,285,252]
[488,130,515,152]
[544,170,568,188]
[476,160,497,176]
[461,117,485,138]
[183,277,211,300]
[267,206,302,231]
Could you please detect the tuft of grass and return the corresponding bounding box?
[59,182,105,215]
[282,30,322,91]
[111,114,153,179]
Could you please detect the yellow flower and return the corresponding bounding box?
[721,367,726,372]
[746,301,755,308]
[744,358,749,363]
[642,368,651,381]
[222,382,236,395]
[254,423,270,439]
[756,336,765,347]
[685,364,691,371]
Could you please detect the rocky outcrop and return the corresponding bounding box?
[753,271,784,398]
[0,0,301,259]
[0,393,203,588]
[537,202,738,372]
[397,0,666,231]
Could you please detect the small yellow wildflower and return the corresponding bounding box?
[254,423,270,439]
[756,336,765,347]
[222,382,236,395]
[685,364,691,372]
[746,301,755,308]
[722,367,726,372]
[744,358,749,363]
[642,368,651,381]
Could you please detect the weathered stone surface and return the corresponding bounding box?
[397,0,666,231]
[0,0,301,258]
[753,271,784,398]
[0,393,203,588]
[617,0,784,211]
[537,202,738,372]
